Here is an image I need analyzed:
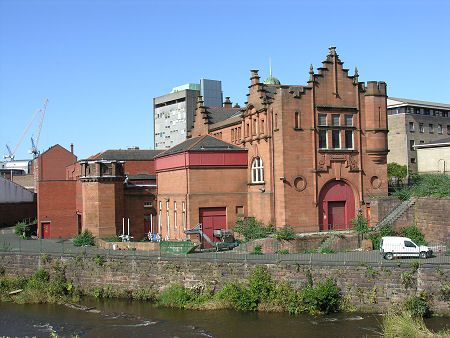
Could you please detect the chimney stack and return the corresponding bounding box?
[223,97,232,108]
[70,143,74,154]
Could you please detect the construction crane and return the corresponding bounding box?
[4,107,42,160]
[29,98,48,158]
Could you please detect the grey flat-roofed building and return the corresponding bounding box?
[387,97,450,172]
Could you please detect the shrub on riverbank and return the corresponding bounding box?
[156,267,342,315]
[0,268,79,304]
[72,231,94,247]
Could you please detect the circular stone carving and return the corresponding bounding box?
[371,176,381,189]
[293,176,307,192]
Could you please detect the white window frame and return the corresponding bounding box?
[182,201,186,231]
[174,201,177,230]
[166,201,170,238]
[158,201,162,234]
[344,130,353,149]
[332,129,341,149]
[251,157,264,183]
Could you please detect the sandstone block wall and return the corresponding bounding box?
[1,253,448,314]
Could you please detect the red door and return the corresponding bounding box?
[144,214,152,235]
[199,208,226,248]
[328,201,346,230]
[42,222,50,239]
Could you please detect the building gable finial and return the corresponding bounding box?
[269,56,272,78]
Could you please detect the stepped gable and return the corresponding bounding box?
[156,135,243,158]
[88,149,163,161]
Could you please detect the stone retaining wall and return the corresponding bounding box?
[0,253,448,314]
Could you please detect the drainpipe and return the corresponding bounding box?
[270,106,276,227]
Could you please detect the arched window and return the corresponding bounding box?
[251,157,264,183]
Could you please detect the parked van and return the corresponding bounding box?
[380,236,432,260]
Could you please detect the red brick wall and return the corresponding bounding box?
[36,145,77,181]
[0,202,36,227]
[123,161,156,175]
[123,187,156,240]
[37,180,77,238]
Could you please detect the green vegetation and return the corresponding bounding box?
[399,225,427,245]
[382,310,449,338]
[351,212,369,247]
[14,219,37,239]
[156,267,342,315]
[275,225,296,241]
[72,230,95,247]
[387,162,407,179]
[250,245,263,255]
[404,293,431,318]
[393,174,450,199]
[369,225,426,249]
[0,268,80,304]
[234,218,275,241]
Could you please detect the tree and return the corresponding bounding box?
[387,162,407,179]
[351,210,369,247]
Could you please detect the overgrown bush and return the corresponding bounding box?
[393,174,450,199]
[404,294,431,318]
[276,225,296,240]
[158,284,210,309]
[387,162,407,179]
[398,226,427,245]
[250,245,263,255]
[14,219,37,239]
[72,231,94,247]
[234,218,274,241]
[382,310,448,338]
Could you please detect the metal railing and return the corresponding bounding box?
[0,234,448,266]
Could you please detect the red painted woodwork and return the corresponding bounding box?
[144,214,152,234]
[318,180,355,230]
[199,207,226,248]
[155,151,247,172]
[42,222,50,239]
[328,201,346,229]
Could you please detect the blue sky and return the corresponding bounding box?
[1,0,449,160]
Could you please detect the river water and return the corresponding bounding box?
[0,299,448,337]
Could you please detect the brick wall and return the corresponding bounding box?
[0,253,448,314]
[415,198,450,245]
[0,202,36,227]
[37,180,77,238]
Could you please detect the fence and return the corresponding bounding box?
[0,234,448,266]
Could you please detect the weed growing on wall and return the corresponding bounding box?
[72,231,94,247]
[276,226,296,241]
[234,218,274,241]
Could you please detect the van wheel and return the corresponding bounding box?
[384,252,393,260]
[420,252,427,259]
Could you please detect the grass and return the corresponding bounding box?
[382,311,450,338]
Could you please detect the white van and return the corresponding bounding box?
[380,236,432,260]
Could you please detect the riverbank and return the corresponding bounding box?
[0,252,449,314]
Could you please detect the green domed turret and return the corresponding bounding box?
[263,76,281,85]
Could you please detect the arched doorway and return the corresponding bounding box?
[318,180,356,231]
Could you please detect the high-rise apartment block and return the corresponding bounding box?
[153,79,223,149]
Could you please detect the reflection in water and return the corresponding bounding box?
[0,299,447,337]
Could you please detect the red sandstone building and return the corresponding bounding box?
[155,47,388,243]
[36,47,388,241]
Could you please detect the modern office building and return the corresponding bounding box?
[387,98,450,172]
[153,79,224,149]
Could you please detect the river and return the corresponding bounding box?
[0,299,448,337]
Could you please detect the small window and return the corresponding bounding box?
[345,115,353,126]
[236,206,244,216]
[332,130,340,149]
[144,201,153,208]
[318,130,327,148]
[332,114,340,126]
[438,124,442,134]
[318,114,327,126]
[411,158,416,164]
[409,140,415,151]
[429,124,433,133]
[409,122,414,132]
[182,201,186,231]
[404,241,417,248]
[251,157,264,183]
[261,119,265,134]
[294,112,299,129]
[345,130,353,149]
[419,123,424,133]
